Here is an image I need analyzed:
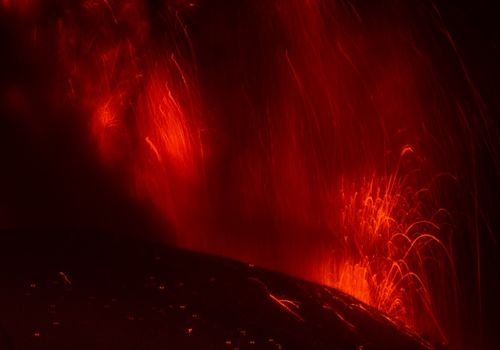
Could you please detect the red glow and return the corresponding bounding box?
[11,0,496,347]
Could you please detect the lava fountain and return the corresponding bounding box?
[3,0,498,348]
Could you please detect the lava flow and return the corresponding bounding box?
[2,0,499,349]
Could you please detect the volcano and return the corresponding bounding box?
[0,232,445,350]
[1,0,499,349]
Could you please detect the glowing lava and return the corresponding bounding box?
[8,0,497,348]
[55,0,459,342]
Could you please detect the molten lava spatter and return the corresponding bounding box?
[323,163,456,341]
[3,0,498,348]
[54,0,464,344]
